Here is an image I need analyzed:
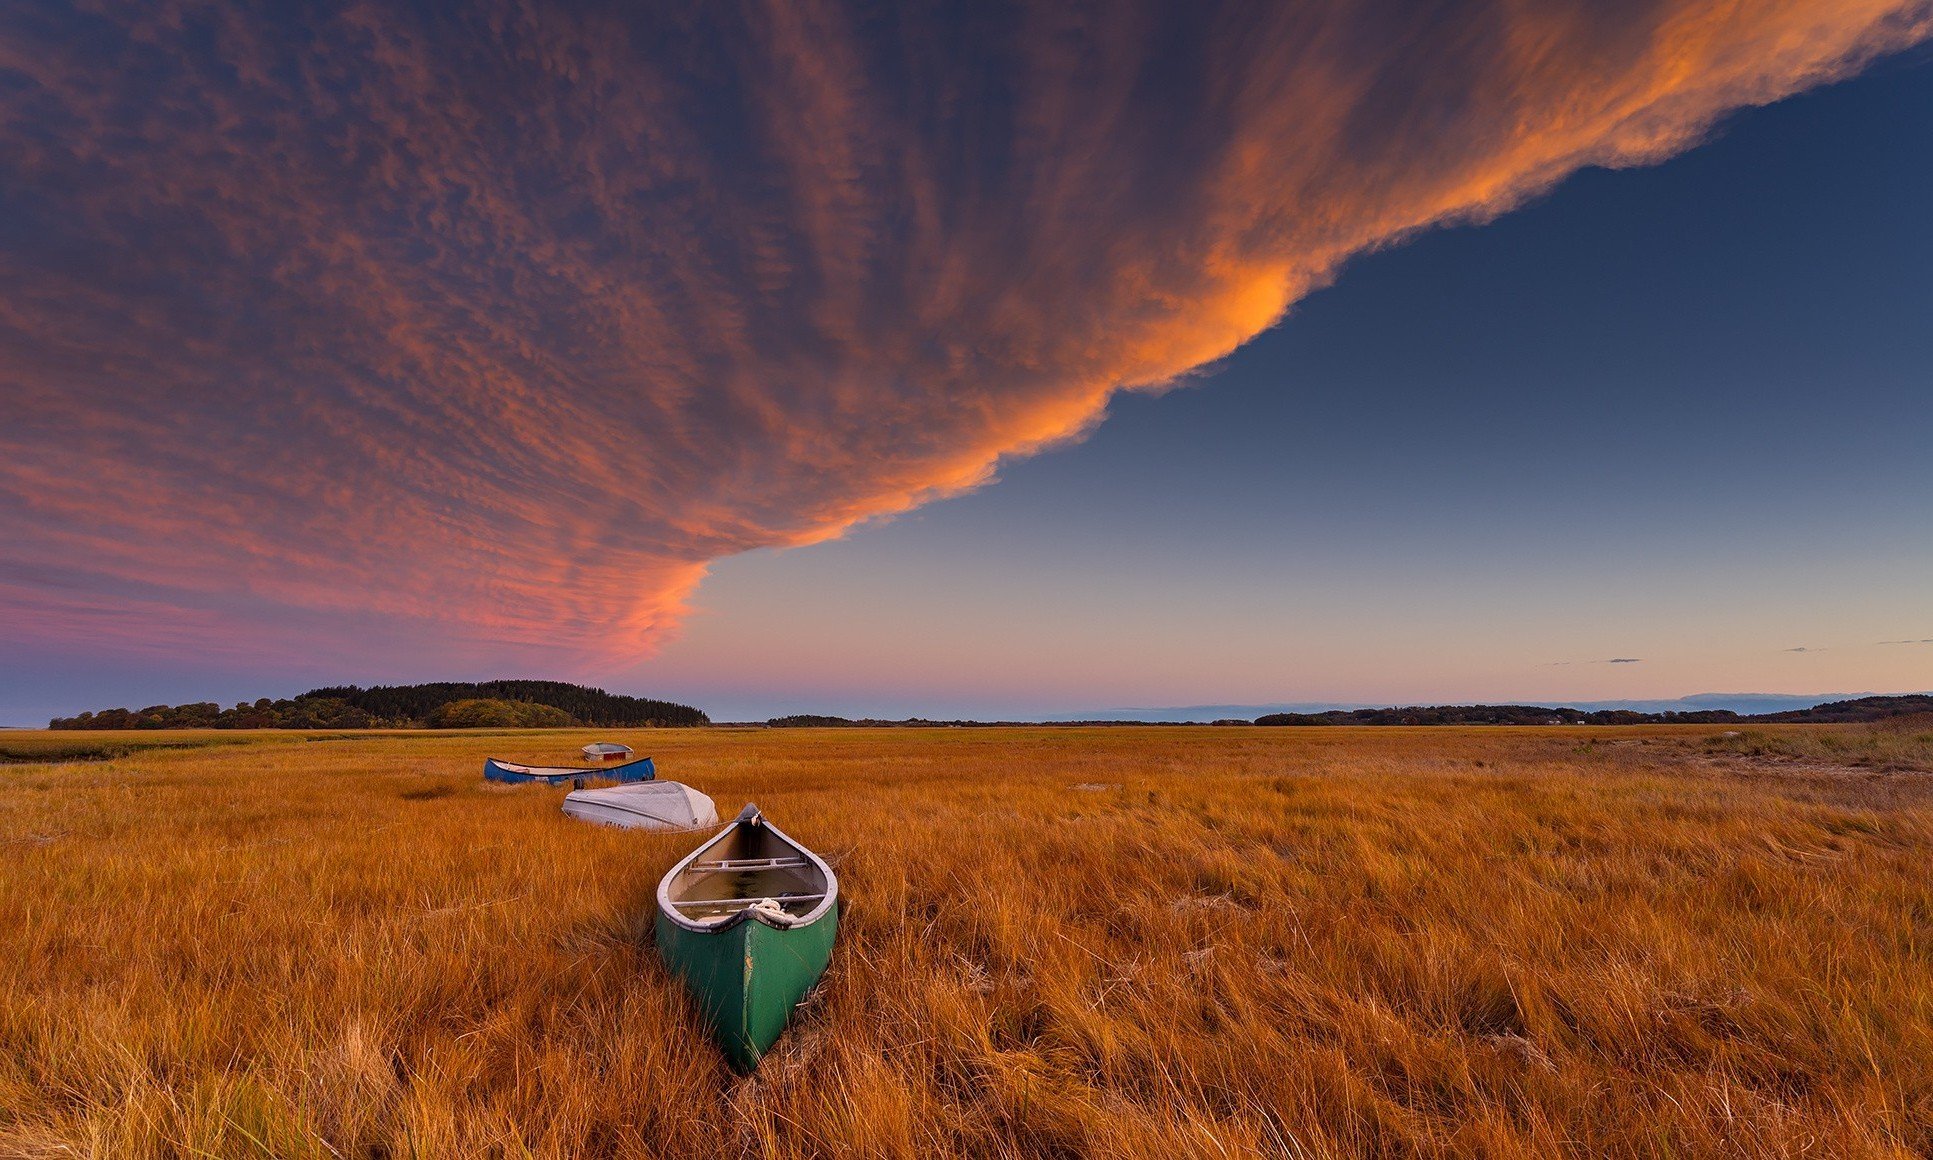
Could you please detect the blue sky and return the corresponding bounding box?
[627,51,1933,720]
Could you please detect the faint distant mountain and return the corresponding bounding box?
[1579,692,1894,716]
[1050,692,1919,723]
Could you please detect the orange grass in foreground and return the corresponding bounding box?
[1,725,1929,1158]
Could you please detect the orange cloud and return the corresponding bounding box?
[0,1,1927,669]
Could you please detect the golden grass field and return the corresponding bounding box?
[2,723,1930,1158]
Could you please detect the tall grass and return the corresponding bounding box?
[0,733,267,764]
[1703,716,1933,773]
[1,726,1928,1157]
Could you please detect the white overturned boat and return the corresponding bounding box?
[561,781,717,831]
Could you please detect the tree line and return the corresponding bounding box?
[49,680,708,730]
[1252,695,1933,726]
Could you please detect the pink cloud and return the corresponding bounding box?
[1,1,1927,670]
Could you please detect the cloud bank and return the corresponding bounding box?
[2,1,1928,669]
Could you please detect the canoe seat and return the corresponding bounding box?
[689,857,810,873]
[670,893,827,913]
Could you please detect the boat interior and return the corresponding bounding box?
[664,820,829,926]
[493,761,582,776]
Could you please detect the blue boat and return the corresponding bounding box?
[483,755,656,785]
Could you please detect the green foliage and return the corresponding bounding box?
[306,680,707,727]
[427,699,575,729]
[49,698,375,730]
[49,679,706,729]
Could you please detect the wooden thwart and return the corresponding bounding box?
[670,893,827,913]
[689,857,810,873]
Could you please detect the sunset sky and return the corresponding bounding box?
[3,2,1931,724]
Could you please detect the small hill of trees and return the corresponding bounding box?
[50,680,707,729]
[427,699,576,728]
[1754,694,1933,723]
[305,681,705,727]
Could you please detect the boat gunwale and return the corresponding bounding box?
[484,755,656,780]
[656,808,839,933]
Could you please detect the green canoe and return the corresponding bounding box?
[655,804,839,1070]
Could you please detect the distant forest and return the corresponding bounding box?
[762,695,1933,729]
[1251,695,1933,726]
[49,680,709,730]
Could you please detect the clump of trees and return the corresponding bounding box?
[427,699,575,728]
[52,698,377,730]
[307,681,706,727]
[1757,695,1933,723]
[50,680,708,730]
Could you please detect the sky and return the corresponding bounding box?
[2,2,1931,724]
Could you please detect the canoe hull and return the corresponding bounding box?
[483,755,655,785]
[655,904,838,1071]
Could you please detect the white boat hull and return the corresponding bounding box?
[561,780,718,831]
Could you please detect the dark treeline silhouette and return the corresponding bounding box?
[1253,695,1933,726]
[50,680,708,730]
[1253,705,1740,726]
[53,698,378,731]
[766,715,861,728]
[305,682,706,726]
[1754,694,1933,723]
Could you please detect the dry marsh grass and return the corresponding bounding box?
[1701,717,1933,774]
[1,725,1929,1158]
[0,733,263,765]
